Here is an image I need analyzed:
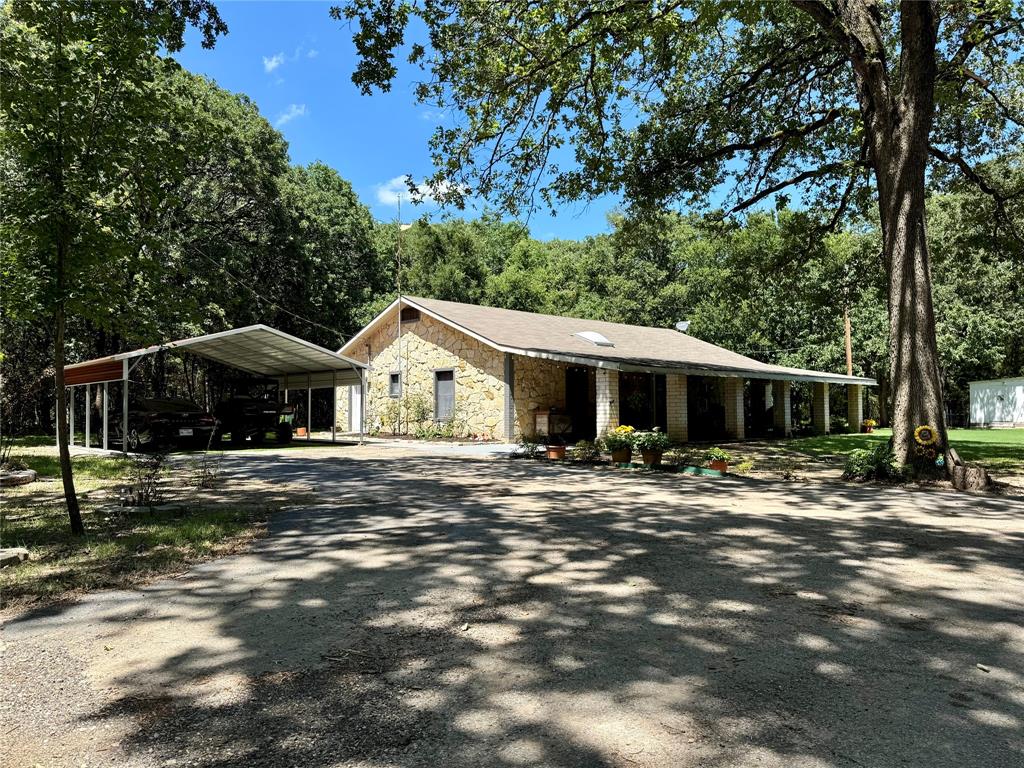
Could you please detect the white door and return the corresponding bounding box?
[995,386,1013,423]
[349,384,363,433]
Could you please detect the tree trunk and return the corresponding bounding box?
[55,300,85,536]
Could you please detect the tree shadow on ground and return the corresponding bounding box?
[8,451,1024,767]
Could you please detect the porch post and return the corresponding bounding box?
[84,384,91,448]
[595,368,620,436]
[307,378,312,442]
[666,373,688,443]
[69,386,75,447]
[812,382,830,434]
[847,383,863,434]
[772,380,792,437]
[102,383,109,451]
[723,377,745,440]
[503,353,515,441]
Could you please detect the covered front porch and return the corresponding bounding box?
[513,354,871,443]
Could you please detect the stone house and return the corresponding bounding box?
[337,296,874,442]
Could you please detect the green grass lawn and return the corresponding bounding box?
[1,436,273,611]
[788,428,1024,474]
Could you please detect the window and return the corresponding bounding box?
[389,372,401,398]
[573,330,614,347]
[435,370,455,421]
[400,307,421,323]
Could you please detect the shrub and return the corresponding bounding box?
[512,437,540,458]
[704,447,732,465]
[603,425,635,452]
[664,447,693,467]
[733,459,755,475]
[406,393,432,425]
[842,442,906,481]
[830,416,849,434]
[571,440,602,462]
[633,429,670,452]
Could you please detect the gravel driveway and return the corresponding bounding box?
[3,445,1023,767]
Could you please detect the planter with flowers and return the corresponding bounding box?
[861,418,878,434]
[704,447,732,473]
[603,425,636,464]
[542,434,567,460]
[633,429,671,466]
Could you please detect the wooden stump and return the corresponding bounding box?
[951,464,991,491]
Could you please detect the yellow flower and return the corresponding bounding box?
[614,425,635,435]
[914,425,938,446]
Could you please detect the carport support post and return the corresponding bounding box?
[102,383,109,451]
[773,380,792,437]
[84,384,90,448]
[331,370,337,443]
[307,379,311,442]
[69,386,75,446]
[122,360,129,454]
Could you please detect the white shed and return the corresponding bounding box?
[969,377,1024,427]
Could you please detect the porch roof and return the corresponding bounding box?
[345,296,874,387]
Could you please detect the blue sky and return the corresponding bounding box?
[174,0,619,240]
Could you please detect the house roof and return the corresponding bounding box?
[343,297,875,386]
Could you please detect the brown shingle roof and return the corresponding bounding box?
[350,296,874,385]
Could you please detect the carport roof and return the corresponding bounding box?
[65,325,366,380]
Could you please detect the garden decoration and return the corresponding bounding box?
[861,418,877,433]
[704,447,732,473]
[912,423,945,474]
[633,429,670,466]
[604,425,635,463]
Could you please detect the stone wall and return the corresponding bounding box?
[361,308,507,439]
[512,355,569,438]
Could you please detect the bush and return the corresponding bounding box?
[571,440,602,462]
[633,429,670,452]
[830,416,850,434]
[511,437,540,458]
[603,425,635,452]
[663,447,693,467]
[704,446,732,465]
[842,442,906,481]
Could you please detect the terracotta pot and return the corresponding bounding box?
[709,459,729,473]
[611,448,632,464]
[546,445,566,460]
[861,425,874,433]
[640,449,663,467]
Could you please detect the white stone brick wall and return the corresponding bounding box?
[812,382,831,434]
[772,380,792,436]
[666,373,688,442]
[511,355,569,439]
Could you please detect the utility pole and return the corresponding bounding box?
[844,306,853,377]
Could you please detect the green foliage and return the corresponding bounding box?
[633,430,671,452]
[602,427,635,452]
[842,443,906,482]
[704,447,732,465]
[511,437,540,459]
[570,440,601,463]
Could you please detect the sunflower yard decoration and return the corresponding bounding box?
[911,424,945,474]
[914,424,938,446]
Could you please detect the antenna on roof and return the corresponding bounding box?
[675,321,691,333]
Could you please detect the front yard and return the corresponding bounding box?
[1,439,314,611]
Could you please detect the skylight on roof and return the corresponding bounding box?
[574,330,614,347]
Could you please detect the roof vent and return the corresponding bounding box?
[574,330,614,347]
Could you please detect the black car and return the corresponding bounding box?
[214,395,295,446]
[115,397,217,451]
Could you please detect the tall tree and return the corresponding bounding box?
[0,0,225,533]
[335,0,1024,471]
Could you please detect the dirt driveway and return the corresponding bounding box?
[3,445,1023,767]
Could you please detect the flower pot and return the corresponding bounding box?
[611,448,632,464]
[861,426,874,433]
[709,459,729,473]
[546,445,566,460]
[640,449,663,467]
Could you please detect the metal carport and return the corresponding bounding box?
[61,325,366,453]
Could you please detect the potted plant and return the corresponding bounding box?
[543,434,567,460]
[704,447,732,473]
[603,425,635,464]
[861,418,878,434]
[633,429,671,466]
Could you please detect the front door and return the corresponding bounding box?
[565,366,596,440]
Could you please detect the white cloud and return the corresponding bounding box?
[375,175,464,207]
[263,52,284,73]
[306,49,319,59]
[274,103,307,128]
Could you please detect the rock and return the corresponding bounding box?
[952,464,991,491]
[0,469,37,487]
[0,548,30,568]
